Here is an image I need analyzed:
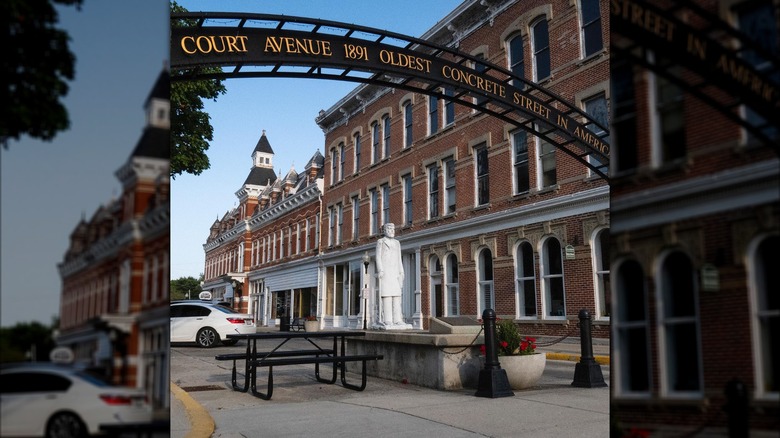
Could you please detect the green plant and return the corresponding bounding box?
[495,320,536,356]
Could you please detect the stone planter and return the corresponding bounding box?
[499,353,546,389]
[304,320,319,332]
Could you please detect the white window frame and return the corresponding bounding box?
[477,248,495,315]
[445,253,459,316]
[591,226,610,320]
[514,240,537,319]
[540,236,566,319]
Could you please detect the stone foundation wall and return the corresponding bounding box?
[345,331,484,390]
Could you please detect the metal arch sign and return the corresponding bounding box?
[170,13,610,178]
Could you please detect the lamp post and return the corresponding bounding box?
[362,251,370,330]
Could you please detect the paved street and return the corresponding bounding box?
[171,336,610,437]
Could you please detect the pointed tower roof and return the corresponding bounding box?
[254,130,274,154]
[145,69,170,106]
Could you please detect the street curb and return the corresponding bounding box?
[171,382,215,438]
[545,352,610,365]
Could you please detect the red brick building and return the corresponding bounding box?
[609,0,779,435]
[315,0,610,336]
[200,133,324,327]
[57,70,170,415]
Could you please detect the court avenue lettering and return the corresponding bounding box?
[174,29,609,157]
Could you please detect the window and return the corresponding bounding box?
[403,101,413,148]
[371,122,380,164]
[383,114,391,158]
[512,130,529,194]
[531,17,551,81]
[381,184,390,226]
[402,174,413,226]
[444,158,456,215]
[749,235,780,398]
[584,94,609,176]
[542,237,565,318]
[611,56,638,173]
[659,251,701,395]
[737,1,779,143]
[427,163,439,219]
[353,133,361,174]
[328,208,335,247]
[428,94,439,135]
[336,203,343,245]
[515,241,536,318]
[508,34,524,88]
[592,228,610,318]
[478,248,494,314]
[653,60,685,164]
[445,254,459,316]
[444,88,455,125]
[615,259,651,395]
[474,144,489,206]
[536,131,556,188]
[330,148,337,186]
[580,0,603,57]
[339,142,345,182]
[370,189,379,235]
[351,196,360,241]
[430,256,443,318]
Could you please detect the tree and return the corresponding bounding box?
[0,321,57,363]
[170,275,202,300]
[170,1,226,178]
[1,0,83,148]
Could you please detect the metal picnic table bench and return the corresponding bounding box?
[218,330,383,400]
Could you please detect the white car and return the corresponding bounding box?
[170,301,255,347]
[0,363,152,438]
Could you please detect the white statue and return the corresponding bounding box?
[374,223,412,329]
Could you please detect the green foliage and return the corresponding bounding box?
[169,1,226,178]
[170,275,202,300]
[495,320,537,356]
[0,321,57,363]
[1,0,83,147]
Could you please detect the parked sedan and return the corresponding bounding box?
[0,362,152,438]
[170,301,255,347]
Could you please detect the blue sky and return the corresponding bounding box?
[170,0,463,281]
[0,1,169,327]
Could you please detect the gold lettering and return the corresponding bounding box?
[265,36,283,53]
[557,114,569,129]
[181,36,196,54]
[687,33,706,61]
[195,36,212,53]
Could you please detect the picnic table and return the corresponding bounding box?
[218,331,383,400]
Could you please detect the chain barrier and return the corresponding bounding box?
[438,326,484,355]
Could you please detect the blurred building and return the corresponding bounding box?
[610,0,779,435]
[202,0,611,339]
[57,70,170,416]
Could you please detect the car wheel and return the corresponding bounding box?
[46,412,87,438]
[196,327,219,348]
[221,339,239,346]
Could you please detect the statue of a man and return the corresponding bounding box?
[375,223,407,327]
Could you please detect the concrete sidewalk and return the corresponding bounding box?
[171,335,610,438]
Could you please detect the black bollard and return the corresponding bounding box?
[572,309,607,388]
[475,309,514,398]
[724,378,749,438]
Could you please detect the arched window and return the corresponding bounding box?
[531,17,551,81]
[371,122,380,164]
[403,100,413,148]
[659,251,702,395]
[445,254,460,316]
[592,228,610,319]
[579,0,603,57]
[748,235,779,399]
[382,113,391,158]
[508,33,524,88]
[429,255,443,318]
[478,248,495,314]
[614,259,650,396]
[542,237,565,318]
[515,241,536,318]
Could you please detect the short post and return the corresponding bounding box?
[571,309,607,388]
[724,378,749,438]
[475,309,514,398]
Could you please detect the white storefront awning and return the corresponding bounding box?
[264,264,318,292]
